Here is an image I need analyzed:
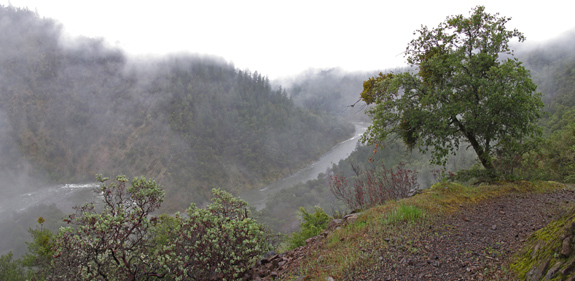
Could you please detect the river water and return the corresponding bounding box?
[0,123,368,218]
[0,183,101,223]
[239,122,368,210]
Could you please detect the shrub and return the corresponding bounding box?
[453,164,494,184]
[21,217,55,280]
[286,206,330,250]
[0,252,29,281]
[50,175,166,280]
[491,136,547,181]
[48,176,271,280]
[165,188,272,280]
[329,162,419,210]
[544,125,575,182]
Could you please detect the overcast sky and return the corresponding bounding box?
[3,0,575,79]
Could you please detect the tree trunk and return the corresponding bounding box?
[466,133,496,178]
[452,117,496,178]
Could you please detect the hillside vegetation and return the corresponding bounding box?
[252,11,575,281]
[254,23,575,241]
[0,6,353,211]
[3,4,575,280]
[262,181,574,280]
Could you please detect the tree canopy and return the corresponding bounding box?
[360,6,544,176]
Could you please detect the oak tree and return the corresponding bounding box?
[361,6,543,176]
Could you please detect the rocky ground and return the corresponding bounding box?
[247,187,575,280]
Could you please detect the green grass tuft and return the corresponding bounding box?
[384,203,427,224]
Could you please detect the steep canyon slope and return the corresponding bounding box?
[0,6,354,212]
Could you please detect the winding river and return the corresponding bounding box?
[0,123,368,219]
[239,122,368,210]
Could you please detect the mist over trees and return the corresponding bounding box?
[0,6,354,213]
[513,27,575,182]
[280,67,405,121]
[2,3,575,279]
[256,14,575,237]
[516,28,575,130]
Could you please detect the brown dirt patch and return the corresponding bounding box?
[347,189,575,280]
[250,188,575,280]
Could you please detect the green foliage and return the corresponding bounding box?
[165,188,272,280]
[491,136,547,181]
[542,124,575,182]
[452,164,493,184]
[0,203,65,260]
[384,203,427,224]
[50,175,166,280]
[360,6,544,177]
[46,176,271,280]
[20,218,55,280]
[0,252,29,281]
[149,214,179,248]
[286,206,330,250]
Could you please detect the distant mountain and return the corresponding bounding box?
[516,28,575,119]
[0,6,354,211]
[279,67,407,122]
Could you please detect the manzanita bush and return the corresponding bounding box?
[47,175,271,281]
[164,189,271,280]
[329,162,419,210]
[50,175,165,280]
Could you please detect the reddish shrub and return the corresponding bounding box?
[329,163,419,210]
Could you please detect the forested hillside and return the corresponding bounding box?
[283,69,369,118]
[517,30,575,134]
[3,4,575,280]
[257,29,575,235]
[0,6,354,211]
[513,29,575,182]
[281,67,406,122]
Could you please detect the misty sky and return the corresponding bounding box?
[3,0,575,79]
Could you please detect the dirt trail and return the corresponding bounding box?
[250,188,575,280]
[345,190,575,280]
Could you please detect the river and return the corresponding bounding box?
[0,123,368,219]
[0,183,101,223]
[239,122,368,210]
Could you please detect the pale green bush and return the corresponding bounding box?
[48,176,271,281]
